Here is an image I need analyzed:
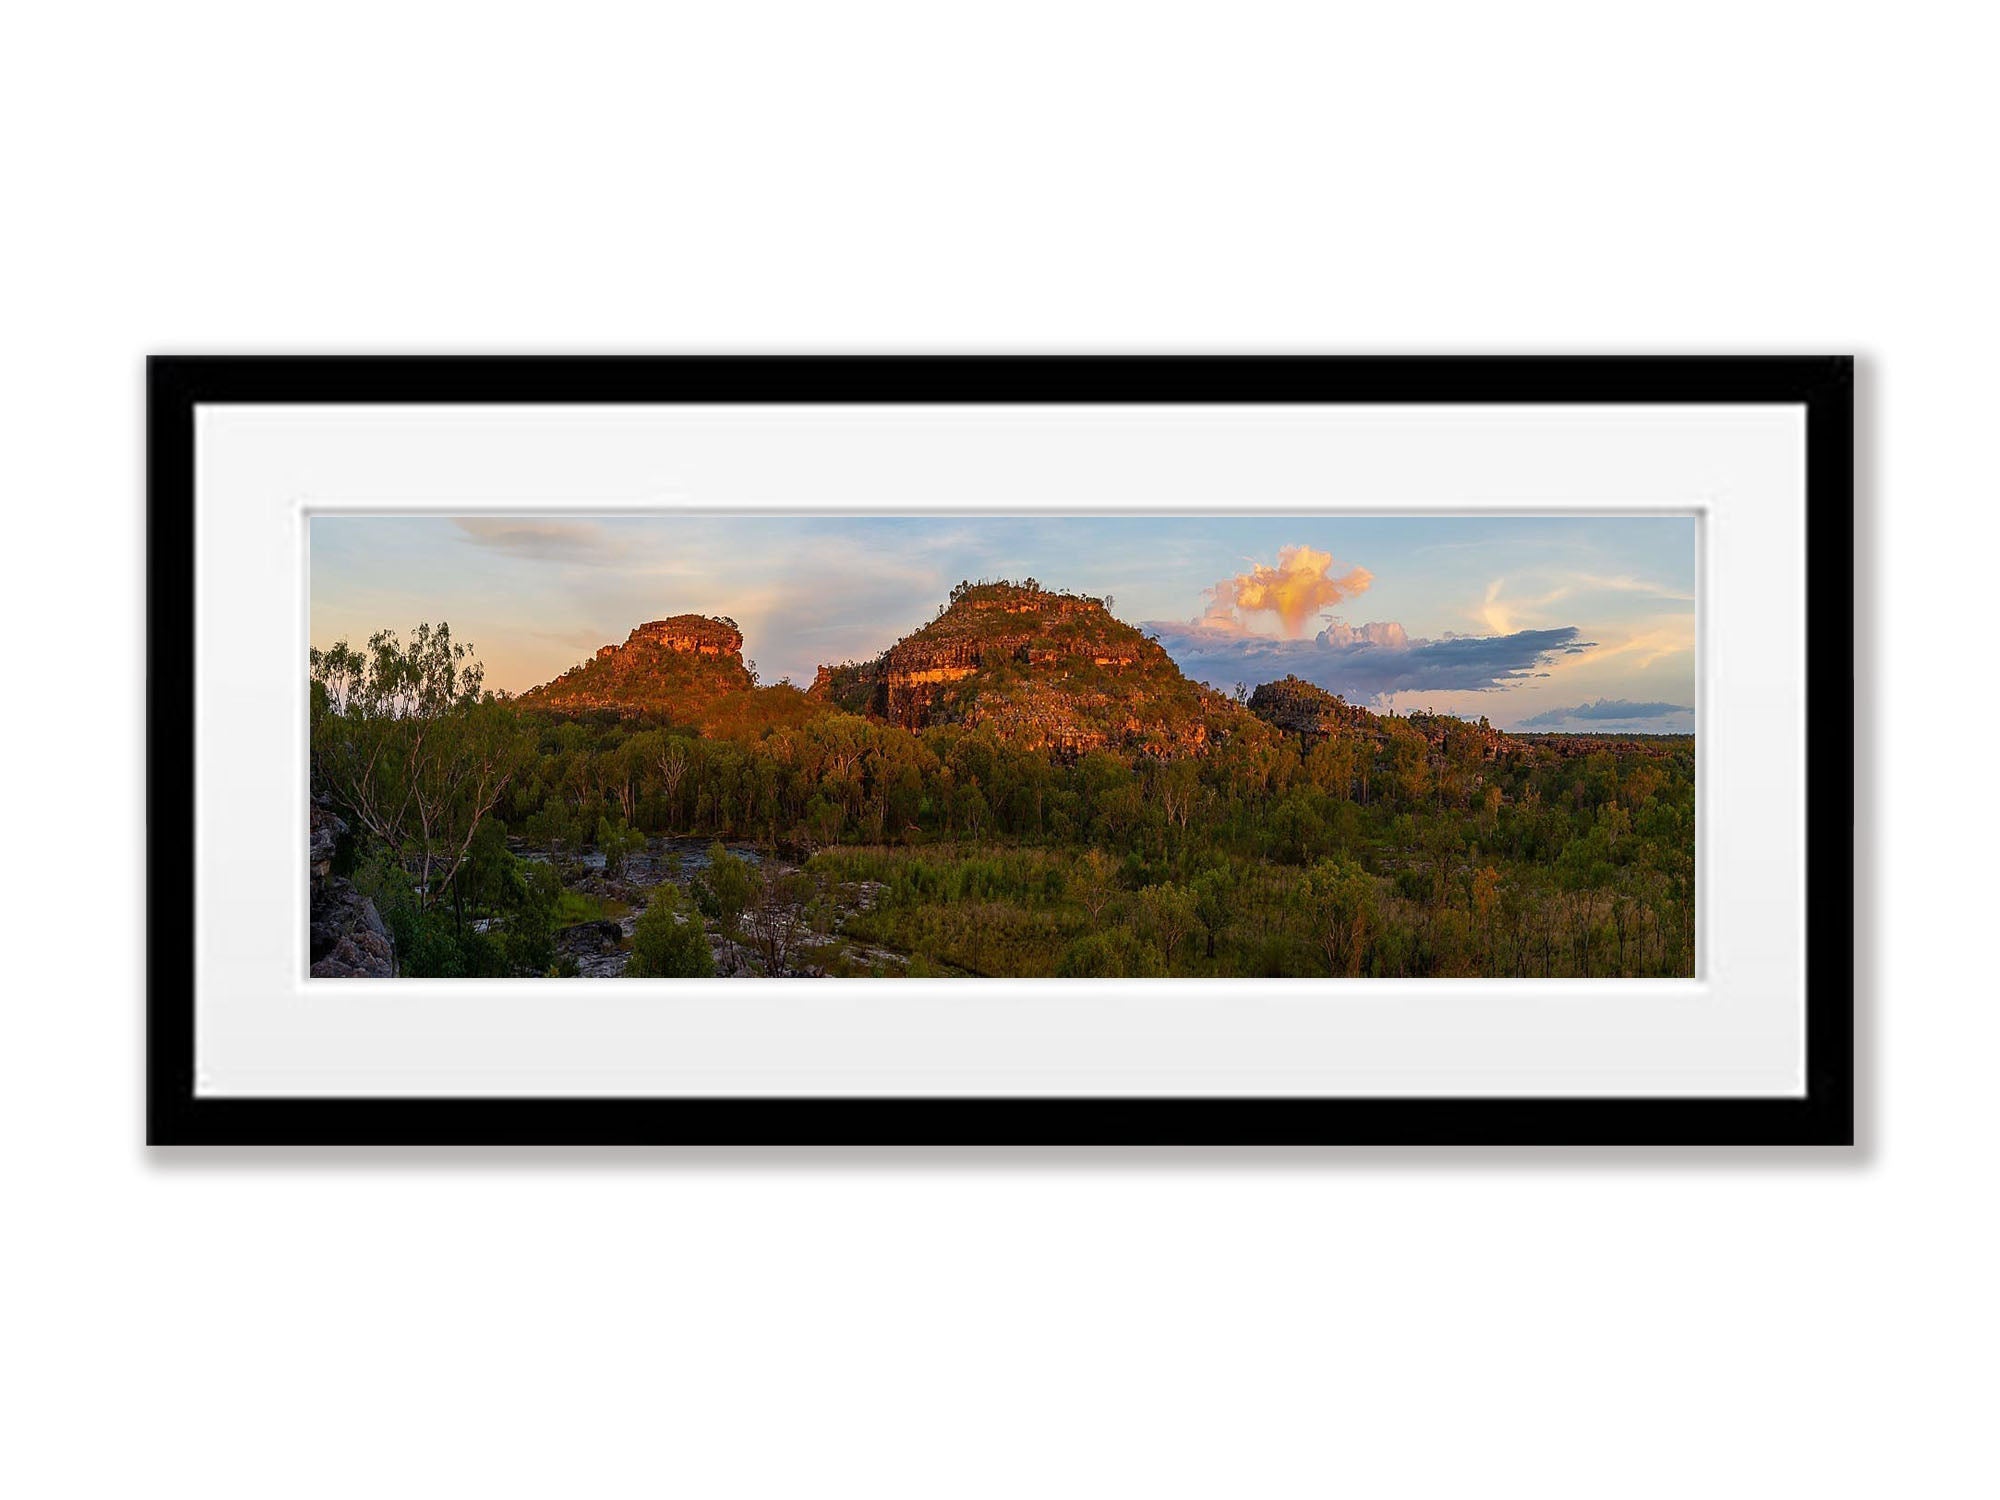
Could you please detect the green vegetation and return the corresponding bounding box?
[627,887,716,977]
[311,618,1695,979]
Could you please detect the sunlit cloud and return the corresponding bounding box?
[1569,618,1697,672]
[1474,577,1572,636]
[1203,545,1373,636]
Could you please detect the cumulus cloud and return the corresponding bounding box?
[1516,698,1692,728]
[1144,616,1591,702]
[1203,545,1374,636]
[1317,619,1409,650]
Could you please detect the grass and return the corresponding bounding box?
[553,891,630,925]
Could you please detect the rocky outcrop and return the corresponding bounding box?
[521,614,752,718]
[308,802,395,978]
[808,661,887,717]
[309,801,344,878]
[626,616,744,657]
[1247,675,1378,740]
[309,874,395,978]
[810,581,1236,755]
[556,918,630,978]
[1406,710,1516,762]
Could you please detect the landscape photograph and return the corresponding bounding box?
[307,514,1697,981]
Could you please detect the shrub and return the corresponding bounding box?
[692,843,755,929]
[626,888,716,978]
[1055,929,1165,978]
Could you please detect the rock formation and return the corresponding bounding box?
[1247,675,1379,740]
[1249,677,1533,763]
[520,614,752,718]
[809,581,1238,756]
[624,616,744,657]
[1405,709,1516,762]
[310,879,397,978]
[307,802,395,978]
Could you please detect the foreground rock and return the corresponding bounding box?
[309,876,396,978]
[557,918,631,978]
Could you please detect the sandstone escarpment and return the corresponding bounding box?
[626,616,744,657]
[522,614,752,718]
[810,581,1236,755]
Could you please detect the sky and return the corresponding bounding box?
[310,514,1697,732]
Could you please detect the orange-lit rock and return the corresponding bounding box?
[521,614,751,718]
[810,580,1244,755]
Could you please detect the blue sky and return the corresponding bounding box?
[311,514,1697,732]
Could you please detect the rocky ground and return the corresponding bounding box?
[521,836,900,978]
[308,803,395,978]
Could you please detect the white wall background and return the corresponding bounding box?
[0,4,1985,1496]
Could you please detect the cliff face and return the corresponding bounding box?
[623,616,744,657]
[810,582,1237,755]
[521,614,752,717]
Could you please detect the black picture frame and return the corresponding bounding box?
[147,355,1854,1146]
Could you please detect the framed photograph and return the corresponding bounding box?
[148,356,1853,1145]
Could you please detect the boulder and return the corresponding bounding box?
[308,801,348,878]
[308,876,395,978]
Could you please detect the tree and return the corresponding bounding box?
[626,887,716,977]
[1156,757,1200,835]
[1420,818,1463,909]
[655,736,691,828]
[1136,883,1200,969]
[949,781,990,839]
[741,863,814,974]
[692,843,755,931]
[1070,848,1118,923]
[1471,865,1502,967]
[1295,858,1379,976]
[1191,867,1233,959]
[802,794,845,852]
[595,815,646,878]
[309,624,527,907]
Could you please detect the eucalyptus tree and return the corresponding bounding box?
[309,624,529,906]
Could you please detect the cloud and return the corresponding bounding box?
[1516,698,1692,728]
[1317,619,1409,649]
[1569,572,1697,603]
[453,518,620,563]
[1144,616,1592,702]
[1568,620,1695,672]
[1204,545,1374,636]
[1474,577,1571,635]
[1470,571,1694,635]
